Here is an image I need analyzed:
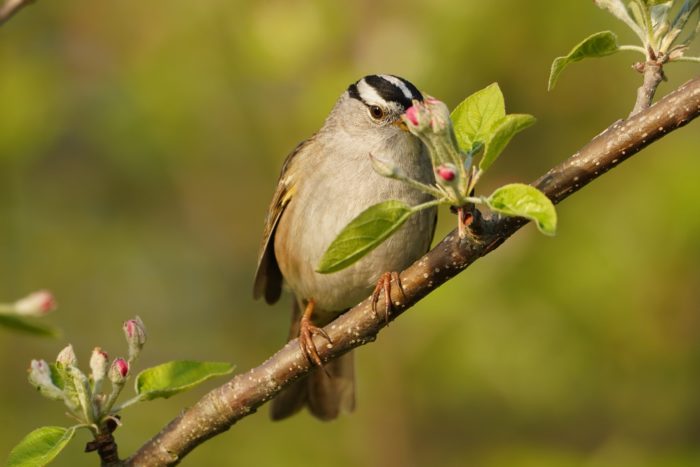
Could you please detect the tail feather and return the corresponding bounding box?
[307,352,355,420]
[270,375,308,420]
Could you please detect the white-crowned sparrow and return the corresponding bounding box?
[254,75,437,420]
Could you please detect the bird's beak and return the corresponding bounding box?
[393,119,409,132]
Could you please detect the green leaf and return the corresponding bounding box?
[671,0,699,32]
[628,1,649,33]
[479,114,536,172]
[450,83,505,151]
[48,364,80,411]
[316,200,414,274]
[0,315,59,337]
[594,0,647,40]
[548,31,620,90]
[678,10,700,48]
[48,364,65,389]
[7,426,75,467]
[650,1,672,28]
[66,366,92,421]
[486,183,557,235]
[135,360,234,400]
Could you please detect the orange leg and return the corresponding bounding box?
[371,272,406,324]
[299,299,332,367]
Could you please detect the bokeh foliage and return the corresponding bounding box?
[1,1,699,466]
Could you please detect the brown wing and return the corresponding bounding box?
[253,138,312,304]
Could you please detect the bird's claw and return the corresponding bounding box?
[371,271,405,324]
[299,300,332,368]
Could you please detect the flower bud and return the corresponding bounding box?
[369,154,400,178]
[402,98,453,139]
[424,97,450,133]
[404,105,419,126]
[28,359,54,388]
[13,290,56,316]
[56,344,78,367]
[89,347,109,384]
[123,316,147,359]
[436,164,457,182]
[402,101,431,131]
[28,359,64,401]
[109,358,129,384]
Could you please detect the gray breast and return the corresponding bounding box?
[274,130,436,314]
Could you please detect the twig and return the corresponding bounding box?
[630,52,668,117]
[85,418,122,466]
[0,0,34,26]
[125,76,700,466]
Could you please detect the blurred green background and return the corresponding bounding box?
[1,1,699,466]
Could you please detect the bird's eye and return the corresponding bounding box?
[368,105,385,120]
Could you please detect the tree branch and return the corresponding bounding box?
[125,76,700,466]
[0,0,34,26]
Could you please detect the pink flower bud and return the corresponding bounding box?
[90,347,109,383]
[436,164,457,182]
[404,105,419,126]
[109,358,129,384]
[123,316,147,359]
[56,344,78,367]
[29,359,53,387]
[13,290,56,316]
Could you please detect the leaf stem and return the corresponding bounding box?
[109,395,143,414]
[619,44,648,55]
[102,381,126,417]
[388,173,445,199]
[639,0,655,49]
[73,423,98,435]
[674,55,700,63]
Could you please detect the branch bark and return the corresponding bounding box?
[125,76,700,466]
[0,0,34,26]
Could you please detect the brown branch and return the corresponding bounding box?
[0,0,34,26]
[85,418,122,466]
[125,76,700,466]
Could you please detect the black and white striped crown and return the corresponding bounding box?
[348,75,423,110]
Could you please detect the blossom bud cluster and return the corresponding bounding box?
[25,316,147,427]
[401,97,470,204]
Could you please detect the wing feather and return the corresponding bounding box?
[252,138,312,303]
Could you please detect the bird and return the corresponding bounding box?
[253,74,437,421]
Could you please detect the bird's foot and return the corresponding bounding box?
[371,272,405,324]
[299,299,332,368]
